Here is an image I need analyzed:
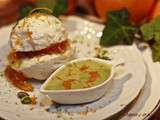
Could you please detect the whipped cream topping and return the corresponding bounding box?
[10,13,68,52]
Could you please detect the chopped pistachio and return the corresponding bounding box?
[17,92,29,99]
[96,48,110,60]
[21,96,32,104]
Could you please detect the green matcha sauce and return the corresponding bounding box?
[44,60,111,90]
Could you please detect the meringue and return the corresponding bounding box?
[8,13,75,80]
[10,13,67,52]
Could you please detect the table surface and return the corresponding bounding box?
[0,108,159,120]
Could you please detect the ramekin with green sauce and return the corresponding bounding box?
[40,58,124,104]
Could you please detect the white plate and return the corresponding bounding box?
[0,16,146,120]
[118,47,160,120]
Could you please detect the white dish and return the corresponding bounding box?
[0,16,146,120]
[119,46,160,120]
[40,58,124,104]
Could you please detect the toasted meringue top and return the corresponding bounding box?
[10,13,68,52]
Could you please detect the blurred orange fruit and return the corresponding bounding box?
[151,0,160,19]
[95,0,156,24]
[66,0,77,14]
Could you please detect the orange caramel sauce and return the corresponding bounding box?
[9,40,69,61]
[5,66,33,91]
[5,40,69,91]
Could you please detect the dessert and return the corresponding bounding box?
[5,13,74,91]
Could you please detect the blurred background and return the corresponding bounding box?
[0,0,159,27]
[0,0,159,119]
[0,0,95,27]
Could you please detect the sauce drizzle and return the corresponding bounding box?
[8,40,69,62]
[5,66,33,91]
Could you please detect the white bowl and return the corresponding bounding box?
[40,58,124,104]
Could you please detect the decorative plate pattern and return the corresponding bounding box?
[0,16,146,120]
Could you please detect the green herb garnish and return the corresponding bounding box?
[100,9,138,46]
[100,8,160,62]
[21,96,32,104]
[17,92,29,99]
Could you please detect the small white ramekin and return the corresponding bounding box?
[40,58,124,104]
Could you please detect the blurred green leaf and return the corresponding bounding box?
[140,16,160,62]
[20,0,68,18]
[141,16,160,42]
[100,9,138,46]
[53,0,67,16]
[20,5,33,18]
[152,43,160,62]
